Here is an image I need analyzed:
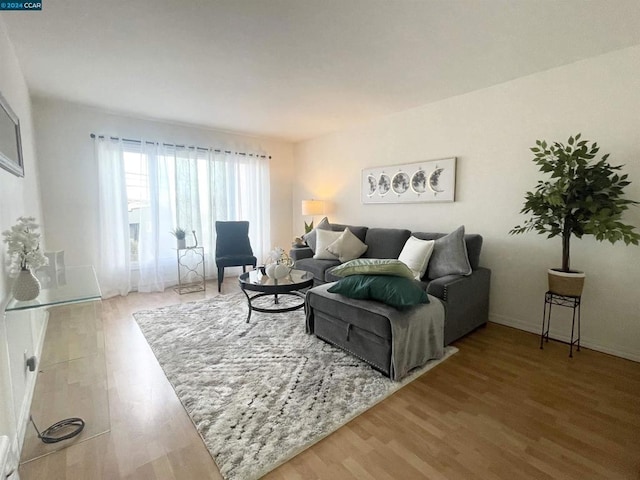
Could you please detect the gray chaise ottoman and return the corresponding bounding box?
[306,283,445,381]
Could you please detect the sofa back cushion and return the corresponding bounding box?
[412,231,483,270]
[329,223,368,243]
[363,228,412,259]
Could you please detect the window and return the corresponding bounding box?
[96,136,270,295]
[124,150,148,263]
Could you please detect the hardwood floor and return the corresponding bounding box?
[20,281,640,479]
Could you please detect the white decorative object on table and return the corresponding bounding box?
[13,269,41,301]
[265,263,277,279]
[264,263,289,280]
[273,264,289,279]
[2,216,48,301]
[265,247,294,279]
[170,227,187,249]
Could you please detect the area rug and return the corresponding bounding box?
[133,293,457,480]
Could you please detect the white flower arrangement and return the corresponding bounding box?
[266,247,294,268]
[2,216,48,274]
[266,247,286,264]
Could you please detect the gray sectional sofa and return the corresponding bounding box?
[291,221,491,378]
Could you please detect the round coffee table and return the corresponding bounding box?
[238,268,314,323]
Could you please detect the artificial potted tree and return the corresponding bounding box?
[510,134,640,296]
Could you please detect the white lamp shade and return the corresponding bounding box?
[301,200,325,216]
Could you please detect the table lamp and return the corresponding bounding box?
[301,199,325,233]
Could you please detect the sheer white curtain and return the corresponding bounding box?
[95,136,270,297]
[95,138,131,297]
[135,142,176,292]
[211,151,271,263]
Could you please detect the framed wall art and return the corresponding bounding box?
[362,157,456,204]
[0,91,24,177]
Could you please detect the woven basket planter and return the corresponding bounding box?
[548,269,585,297]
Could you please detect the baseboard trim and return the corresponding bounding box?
[489,313,640,363]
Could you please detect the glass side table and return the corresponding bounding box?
[6,266,108,464]
[174,246,206,294]
[540,291,581,358]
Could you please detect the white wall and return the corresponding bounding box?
[293,45,640,361]
[33,98,295,273]
[0,16,45,476]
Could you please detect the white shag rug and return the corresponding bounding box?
[133,293,457,480]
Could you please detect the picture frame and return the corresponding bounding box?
[362,157,456,204]
[0,91,24,177]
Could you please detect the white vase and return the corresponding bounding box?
[265,263,290,280]
[177,238,186,249]
[274,264,290,279]
[265,263,278,278]
[14,268,41,301]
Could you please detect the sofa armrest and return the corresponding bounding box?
[290,247,313,261]
[425,274,461,298]
[428,267,491,345]
[426,268,489,301]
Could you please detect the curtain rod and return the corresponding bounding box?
[90,134,271,159]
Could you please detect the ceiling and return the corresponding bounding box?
[2,0,640,142]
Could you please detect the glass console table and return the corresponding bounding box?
[5,266,108,464]
[6,265,102,312]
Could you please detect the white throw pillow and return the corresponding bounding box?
[313,228,344,260]
[398,236,435,280]
[326,228,368,263]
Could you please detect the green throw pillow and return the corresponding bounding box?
[330,258,415,279]
[327,275,429,309]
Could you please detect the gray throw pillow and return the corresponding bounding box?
[303,217,330,253]
[426,225,472,279]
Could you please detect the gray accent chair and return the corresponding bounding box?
[215,221,257,292]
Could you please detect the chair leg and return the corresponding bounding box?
[218,267,224,292]
[242,265,246,273]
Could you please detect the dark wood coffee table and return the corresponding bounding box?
[238,269,314,322]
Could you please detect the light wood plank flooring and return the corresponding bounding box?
[20,281,640,479]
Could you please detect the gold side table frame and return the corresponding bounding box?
[174,247,206,294]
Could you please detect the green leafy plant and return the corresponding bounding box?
[304,220,314,234]
[170,227,187,240]
[510,134,640,272]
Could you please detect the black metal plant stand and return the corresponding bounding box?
[540,291,581,357]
